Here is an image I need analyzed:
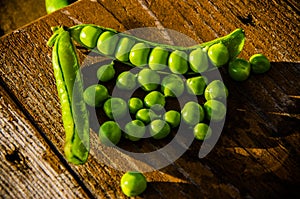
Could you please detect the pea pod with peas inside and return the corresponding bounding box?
[47,26,90,165]
[68,24,245,73]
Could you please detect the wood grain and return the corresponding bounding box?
[0,0,299,198]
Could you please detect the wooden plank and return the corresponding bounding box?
[0,0,299,198]
[0,85,89,198]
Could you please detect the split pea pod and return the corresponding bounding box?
[68,24,245,74]
[47,26,89,165]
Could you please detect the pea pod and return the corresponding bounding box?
[47,26,89,165]
[68,24,245,74]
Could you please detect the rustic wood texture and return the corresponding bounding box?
[0,0,299,198]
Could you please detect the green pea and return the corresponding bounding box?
[203,100,226,122]
[120,171,147,197]
[97,31,119,56]
[163,110,181,128]
[96,63,115,82]
[128,97,144,114]
[168,50,189,74]
[204,80,228,100]
[149,119,171,139]
[189,48,209,73]
[144,91,166,111]
[137,68,160,91]
[99,121,121,146]
[249,54,271,74]
[83,84,109,107]
[116,71,137,90]
[186,76,207,96]
[103,98,128,120]
[149,46,169,70]
[181,101,205,125]
[161,74,184,97]
[193,123,212,140]
[228,58,251,81]
[115,37,135,61]
[136,108,158,124]
[124,120,146,141]
[208,43,229,67]
[79,26,102,49]
[129,43,151,67]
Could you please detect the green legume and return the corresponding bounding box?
[144,91,166,111]
[136,108,158,124]
[124,120,146,141]
[163,110,181,128]
[129,43,151,67]
[80,26,102,49]
[161,74,184,97]
[115,37,136,61]
[96,63,115,82]
[137,68,160,91]
[120,171,147,197]
[99,121,122,146]
[168,50,189,74]
[208,43,229,67]
[103,97,128,120]
[149,119,171,139]
[181,101,205,125]
[204,80,228,100]
[83,84,109,107]
[186,76,207,96]
[228,58,251,81]
[149,46,169,70]
[193,123,212,140]
[249,54,271,74]
[97,31,119,56]
[116,71,137,90]
[203,100,226,122]
[189,48,209,73]
[128,97,144,114]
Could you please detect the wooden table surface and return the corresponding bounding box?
[0,0,299,198]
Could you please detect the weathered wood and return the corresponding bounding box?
[0,86,89,198]
[0,0,299,198]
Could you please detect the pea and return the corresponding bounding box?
[189,48,209,73]
[96,63,115,82]
[99,121,122,146]
[137,68,160,91]
[83,84,109,107]
[79,26,102,49]
[115,37,135,62]
[208,43,229,67]
[161,74,184,97]
[97,31,119,56]
[163,110,181,128]
[181,101,205,125]
[128,97,144,114]
[129,43,151,67]
[103,97,128,120]
[149,119,171,139]
[193,123,212,140]
[149,46,169,70]
[120,171,147,197]
[228,58,251,81]
[124,120,146,141]
[136,108,158,124]
[249,54,271,74]
[203,100,226,122]
[144,91,166,111]
[186,76,207,96]
[204,80,228,100]
[168,50,189,74]
[116,71,137,90]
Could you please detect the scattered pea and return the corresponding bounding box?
[116,71,137,90]
[124,120,146,141]
[161,74,184,97]
[163,110,181,128]
[144,91,166,111]
[208,42,229,67]
[128,97,144,114]
[186,76,207,96]
[103,97,128,120]
[204,80,228,100]
[136,108,158,124]
[83,84,109,107]
[181,101,205,125]
[149,119,171,139]
[120,171,147,197]
[99,121,122,146]
[249,54,271,74]
[137,68,160,91]
[193,123,212,140]
[228,58,251,81]
[96,63,115,82]
[203,100,226,122]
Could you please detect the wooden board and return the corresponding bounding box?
[0,0,299,198]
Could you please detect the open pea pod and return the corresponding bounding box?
[67,24,245,74]
[47,26,89,165]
